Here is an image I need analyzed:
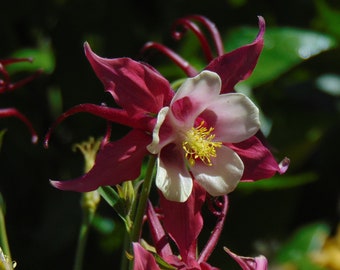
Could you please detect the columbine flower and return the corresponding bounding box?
[147,70,260,202]
[0,58,41,143]
[45,42,174,191]
[142,15,289,182]
[47,17,288,194]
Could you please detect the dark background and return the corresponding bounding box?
[1,0,339,269]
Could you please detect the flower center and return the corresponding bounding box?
[182,121,222,167]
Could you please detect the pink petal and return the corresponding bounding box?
[50,129,150,192]
[159,182,206,265]
[84,42,174,117]
[224,247,268,270]
[147,107,174,155]
[227,135,288,181]
[132,243,160,270]
[146,201,173,258]
[200,262,220,270]
[205,16,265,94]
[202,93,260,143]
[170,71,221,126]
[156,144,193,202]
[191,146,243,196]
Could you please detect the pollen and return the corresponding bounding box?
[182,121,222,166]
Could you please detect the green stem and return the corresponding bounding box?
[0,196,12,267]
[119,228,130,270]
[128,155,156,269]
[73,200,95,270]
[130,155,156,242]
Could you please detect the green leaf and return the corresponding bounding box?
[225,26,338,88]
[8,40,55,74]
[98,186,131,228]
[315,0,340,39]
[98,186,121,208]
[238,172,318,192]
[92,214,115,234]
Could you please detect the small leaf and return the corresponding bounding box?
[98,186,121,208]
[98,186,131,229]
[8,40,55,74]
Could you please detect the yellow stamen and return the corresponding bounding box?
[182,121,222,166]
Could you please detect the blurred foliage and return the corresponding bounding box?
[238,172,318,192]
[1,0,340,269]
[274,222,330,270]
[7,40,55,74]
[0,130,6,151]
[230,27,338,88]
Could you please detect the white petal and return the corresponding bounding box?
[191,146,243,196]
[204,93,260,143]
[156,145,193,202]
[147,107,169,154]
[169,71,221,126]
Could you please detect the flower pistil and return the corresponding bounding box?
[182,121,222,167]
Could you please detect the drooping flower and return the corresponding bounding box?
[142,15,289,182]
[147,70,260,202]
[133,183,267,270]
[0,58,41,143]
[45,42,174,191]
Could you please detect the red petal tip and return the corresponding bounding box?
[278,157,290,174]
[31,134,38,144]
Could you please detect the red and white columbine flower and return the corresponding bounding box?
[46,16,288,195]
[147,70,260,202]
[143,15,289,186]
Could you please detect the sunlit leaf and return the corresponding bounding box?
[8,40,55,74]
[316,73,340,96]
[225,26,338,88]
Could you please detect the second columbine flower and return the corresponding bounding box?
[147,70,260,202]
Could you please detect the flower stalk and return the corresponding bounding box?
[0,194,12,269]
[130,155,156,242]
[72,138,101,270]
[73,194,97,270]
[129,155,156,269]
